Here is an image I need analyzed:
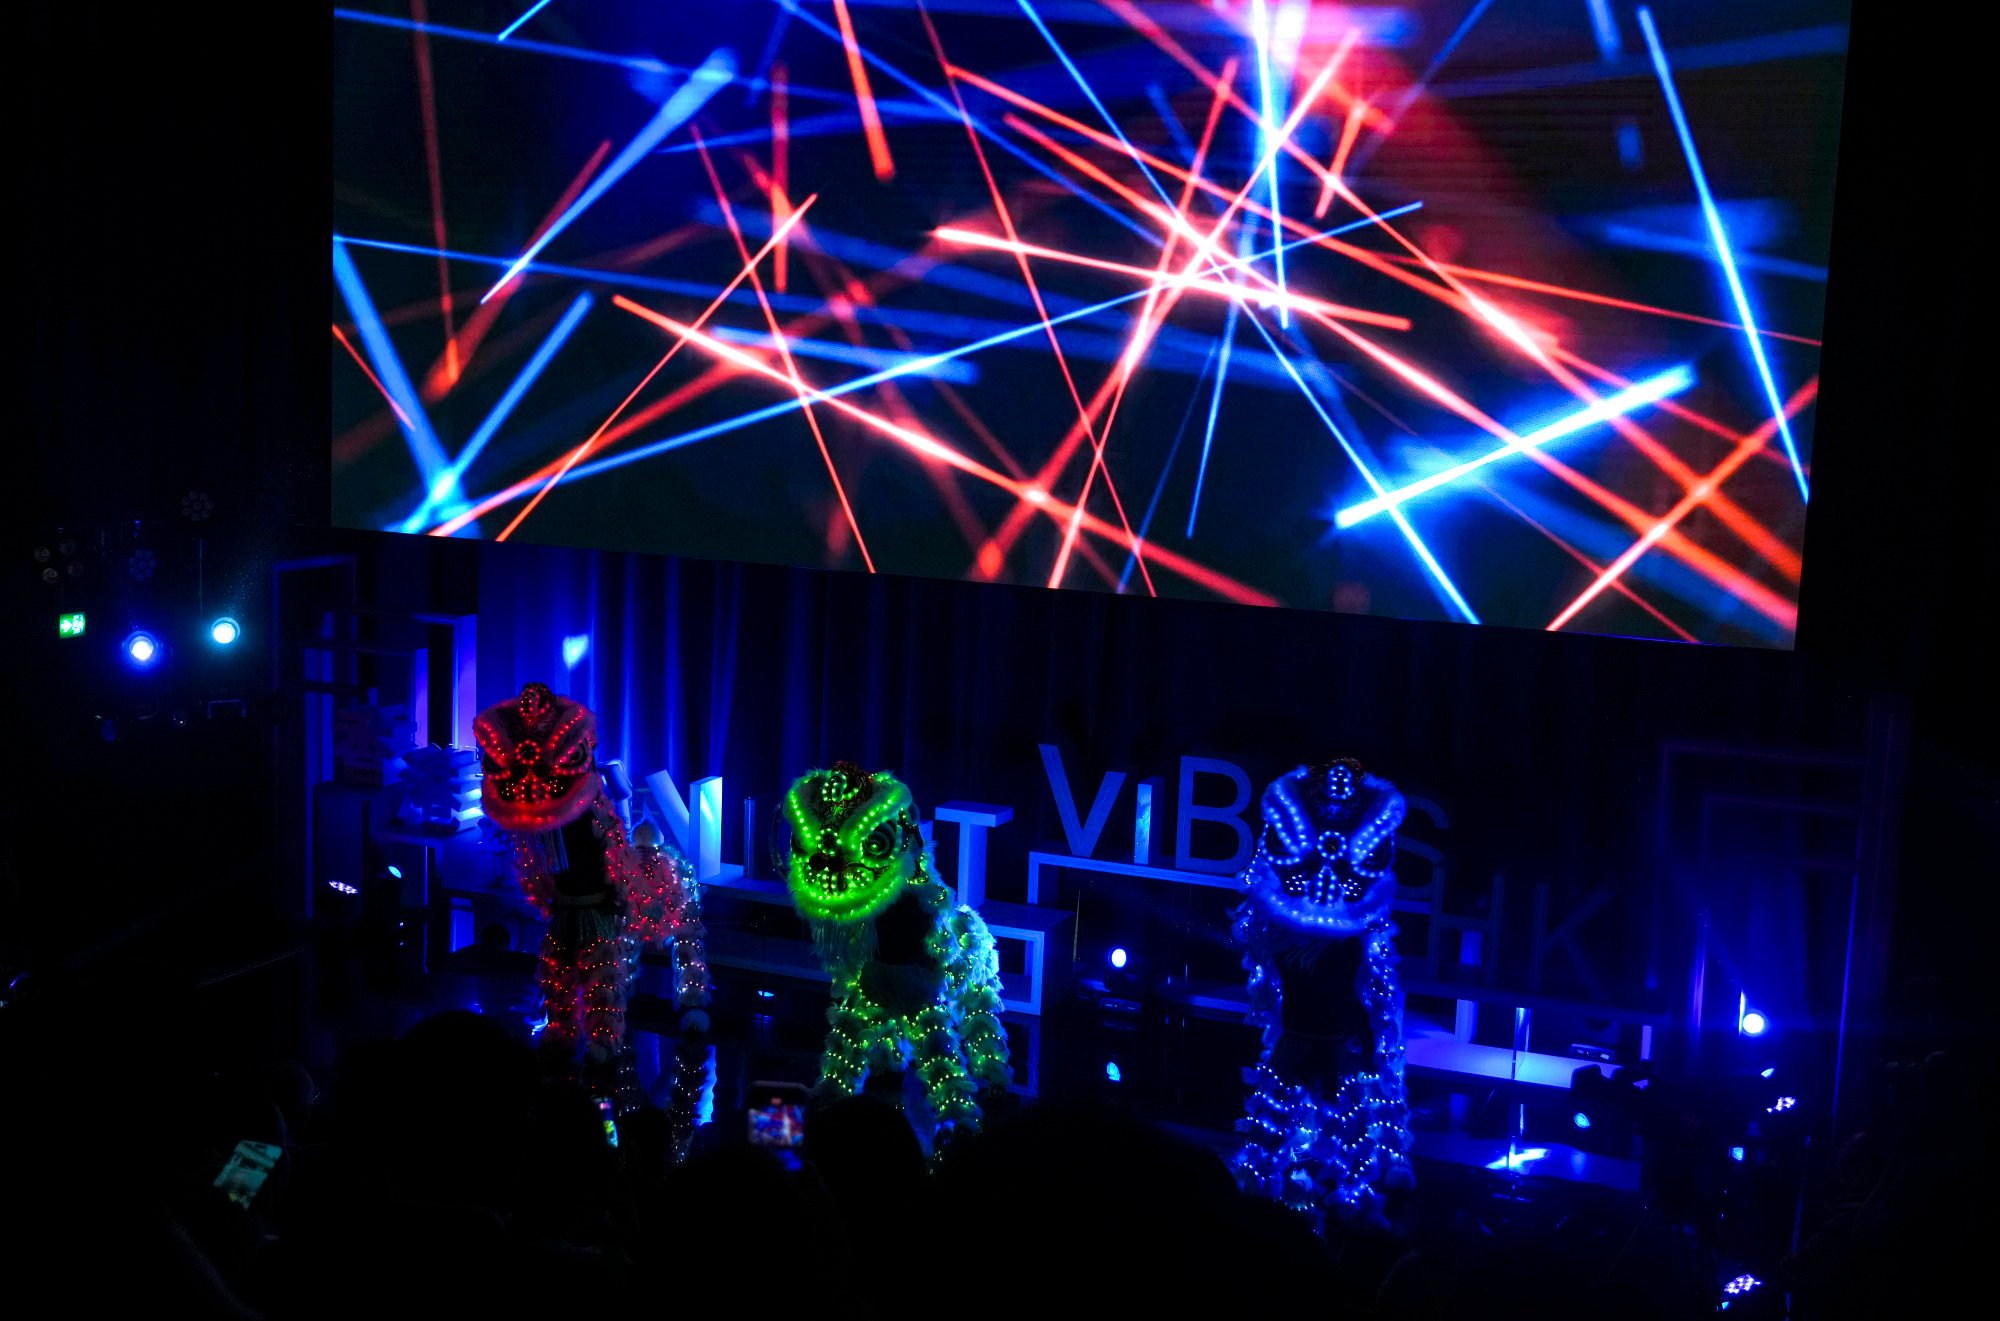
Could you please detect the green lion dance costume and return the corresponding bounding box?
[782,762,1010,1146]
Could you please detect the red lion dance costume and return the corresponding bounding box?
[475,683,713,1149]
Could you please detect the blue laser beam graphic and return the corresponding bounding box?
[1350,0,1495,177]
[1144,82,1196,164]
[483,49,734,303]
[1437,24,1846,100]
[401,292,595,532]
[497,0,555,42]
[747,4,794,101]
[1246,311,1480,624]
[1188,299,1239,538]
[332,233,1272,390]
[1594,224,1827,282]
[331,238,447,485]
[1016,0,1180,213]
[1123,335,1222,590]
[1335,365,1697,528]
[712,326,981,382]
[1638,8,1808,502]
[333,9,855,105]
[1251,0,1287,327]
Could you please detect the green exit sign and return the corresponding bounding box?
[58,612,86,638]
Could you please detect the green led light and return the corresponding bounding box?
[58,612,86,639]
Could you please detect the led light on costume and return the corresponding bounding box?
[782,762,1010,1149]
[1232,758,1414,1231]
[476,682,714,1155]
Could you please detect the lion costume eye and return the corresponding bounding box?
[862,823,897,861]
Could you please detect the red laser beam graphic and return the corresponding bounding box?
[1548,377,1820,633]
[831,0,895,181]
[423,138,614,401]
[332,324,414,430]
[409,0,459,387]
[486,198,819,543]
[690,128,875,572]
[620,300,1277,605]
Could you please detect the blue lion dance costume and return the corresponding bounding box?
[1233,759,1415,1231]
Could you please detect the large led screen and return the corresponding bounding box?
[334,1,1847,645]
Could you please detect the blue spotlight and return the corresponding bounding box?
[562,634,591,670]
[1109,947,1128,970]
[1729,1146,1745,1162]
[1760,1066,1776,1079]
[1105,1061,1122,1083]
[1740,1010,1769,1037]
[1572,1111,1592,1130]
[122,631,160,667]
[386,865,403,880]
[209,617,240,646]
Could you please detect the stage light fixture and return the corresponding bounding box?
[209,617,240,646]
[1740,1010,1769,1037]
[123,631,160,666]
[1109,946,1128,969]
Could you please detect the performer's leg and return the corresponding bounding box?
[538,935,580,1054]
[816,991,884,1101]
[908,1004,980,1140]
[579,933,629,1063]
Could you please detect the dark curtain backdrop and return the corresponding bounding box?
[476,539,1877,1004]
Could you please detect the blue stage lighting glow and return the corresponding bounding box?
[1723,1274,1762,1297]
[1729,1146,1745,1162]
[1109,946,1128,969]
[327,880,359,895]
[1741,1010,1769,1037]
[1760,1066,1776,1078]
[756,988,776,1000]
[209,617,240,646]
[562,634,591,670]
[1484,1146,1548,1171]
[1573,1111,1592,1129]
[387,865,403,880]
[1105,1061,1121,1083]
[123,631,160,666]
[1768,1096,1796,1113]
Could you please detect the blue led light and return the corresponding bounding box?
[1105,1061,1122,1083]
[122,631,160,667]
[1573,1111,1592,1130]
[1729,1146,1745,1162]
[562,634,591,670]
[1109,947,1128,970]
[209,617,240,646]
[1760,1066,1775,1078]
[1740,1010,1768,1037]
[386,865,403,880]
